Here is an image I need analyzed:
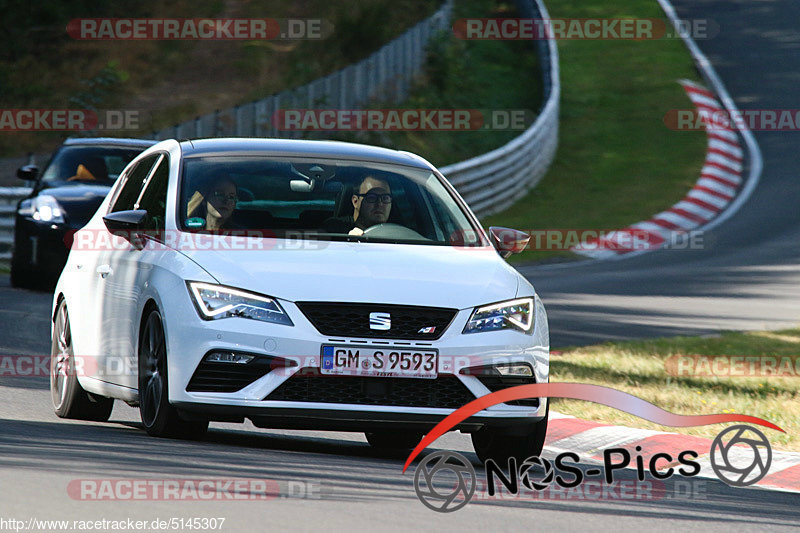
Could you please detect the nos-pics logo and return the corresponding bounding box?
[413,424,773,512]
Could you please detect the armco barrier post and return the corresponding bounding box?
[0,187,32,264]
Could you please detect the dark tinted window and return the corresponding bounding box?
[40,145,146,184]
[136,156,170,230]
[110,154,159,213]
[179,156,482,246]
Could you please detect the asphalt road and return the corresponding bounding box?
[1,0,800,531]
[522,0,800,347]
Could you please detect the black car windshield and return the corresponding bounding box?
[40,145,144,184]
[179,156,485,246]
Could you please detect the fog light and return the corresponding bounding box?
[205,351,254,364]
[460,362,533,376]
[495,363,533,377]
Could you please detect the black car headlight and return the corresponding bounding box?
[463,297,534,334]
[187,282,293,326]
[19,195,66,224]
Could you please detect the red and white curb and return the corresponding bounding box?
[573,80,744,258]
[546,410,800,492]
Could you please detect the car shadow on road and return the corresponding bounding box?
[0,417,797,524]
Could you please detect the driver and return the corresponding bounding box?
[348,175,392,236]
[186,175,240,231]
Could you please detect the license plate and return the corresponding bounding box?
[320,345,438,379]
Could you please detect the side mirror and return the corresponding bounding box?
[17,165,39,181]
[488,226,530,258]
[103,209,147,232]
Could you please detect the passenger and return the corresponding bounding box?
[187,176,239,230]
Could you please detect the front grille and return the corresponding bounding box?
[187,355,286,393]
[295,302,457,340]
[476,376,539,407]
[265,368,475,409]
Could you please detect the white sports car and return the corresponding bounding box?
[50,138,550,463]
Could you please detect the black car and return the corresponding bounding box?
[11,137,156,288]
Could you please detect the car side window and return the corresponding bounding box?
[135,155,170,231]
[110,154,159,213]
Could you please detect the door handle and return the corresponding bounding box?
[96,264,113,278]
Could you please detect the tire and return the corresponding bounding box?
[471,404,549,465]
[138,310,208,439]
[50,300,114,421]
[365,431,424,451]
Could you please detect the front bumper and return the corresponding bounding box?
[165,293,550,429]
[173,403,544,433]
[13,216,72,278]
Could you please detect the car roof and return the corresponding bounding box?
[177,138,434,170]
[63,137,158,148]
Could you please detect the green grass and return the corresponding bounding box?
[307,0,543,167]
[483,0,708,263]
[551,329,800,451]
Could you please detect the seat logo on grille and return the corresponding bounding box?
[369,312,391,330]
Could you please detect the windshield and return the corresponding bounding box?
[40,145,145,184]
[179,156,485,246]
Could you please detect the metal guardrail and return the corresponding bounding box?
[0,187,30,262]
[0,0,560,265]
[443,0,560,217]
[153,1,454,141]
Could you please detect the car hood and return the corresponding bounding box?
[39,184,112,227]
[180,240,522,309]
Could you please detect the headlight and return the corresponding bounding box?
[463,297,534,334]
[187,282,293,326]
[20,195,66,223]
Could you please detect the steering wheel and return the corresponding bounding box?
[362,223,428,240]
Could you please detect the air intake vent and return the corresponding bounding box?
[264,368,474,408]
[187,352,294,393]
[475,375,539,407]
